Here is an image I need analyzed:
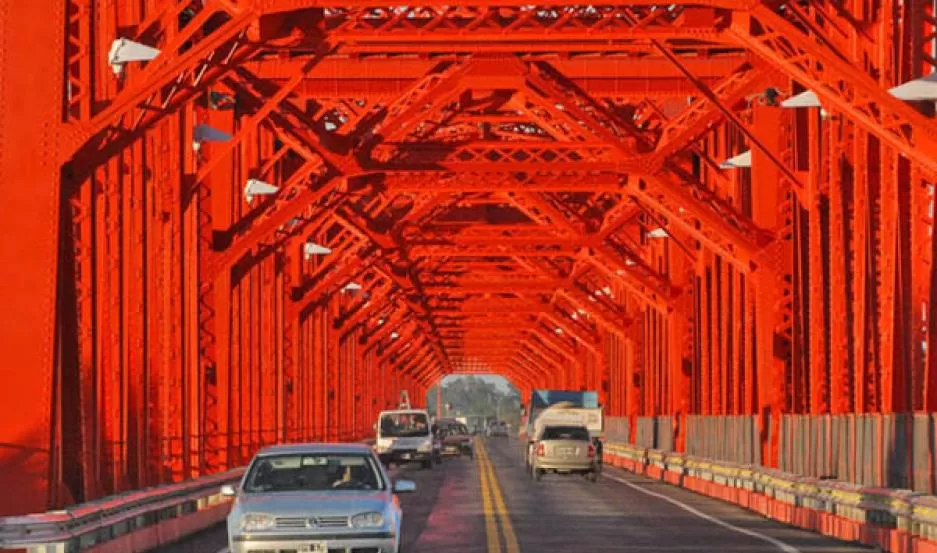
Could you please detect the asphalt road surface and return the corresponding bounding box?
[154,437,872,553]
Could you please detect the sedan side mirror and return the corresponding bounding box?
[393,479,416,494]
[220,484,237,497]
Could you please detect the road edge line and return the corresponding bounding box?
[602,472,802,553]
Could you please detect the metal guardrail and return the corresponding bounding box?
[0,468,244,552]
[604,441,937,552]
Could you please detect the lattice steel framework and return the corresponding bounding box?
[0,0,935,515]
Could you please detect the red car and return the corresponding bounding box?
[440,424,475,458]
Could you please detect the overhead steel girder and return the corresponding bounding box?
[643,36,806,191]
[335,280,396,331]
[374,171,624,194]
[379,142,640,173]
[646,64,779,171]
[363,307,411,350]
[288,195,447,316]
[731,5,937,177]
[334,209,451,366]
[432,301,551,314]
[247,56,752,81]
[323,6,733,46]
[248,56,752,99]
[522,332,573,367]
[389,340,435,374]
[626,177,763,272]
[513,350,555,379]
[259,0,742,11]
[374,325,424,364]
[508,359,545,389]
[407,243,583,258]
[337,285,401,337]
[424,282,561,295]
[507,192,675,309]
[367,61,474,150]
[518,340,566,374]
[523,61,771,265]
[200,66,362,276]
[193,51,340,189]
[525,327,581,364]
[412,359,443,386]
[537,313,600,356]
[65,4,256,158]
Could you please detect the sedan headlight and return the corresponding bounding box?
[351,511,385,528]
[240,513,276,532]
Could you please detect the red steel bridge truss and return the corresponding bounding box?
[0,0,936,515]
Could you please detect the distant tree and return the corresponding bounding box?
[426,376,519,427]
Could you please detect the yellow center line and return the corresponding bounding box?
[477,437,503,553]
[477,440,521,553]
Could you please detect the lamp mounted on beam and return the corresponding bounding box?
[108,38,160,76]
[719,150,752,169]
[889,73,937,101]
[193,124,232,152]
[342,282,363,294]
[244,179,278,203]
[304,242,332,259]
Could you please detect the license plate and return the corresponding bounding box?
[559,447,575,457]
[401,453,411,459]
[300,543,326,553]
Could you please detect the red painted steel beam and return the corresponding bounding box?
[0,0,67,515]
[12,0,937,516]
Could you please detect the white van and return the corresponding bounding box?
[373,409,435,469]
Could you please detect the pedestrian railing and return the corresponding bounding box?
[0,468,244,553]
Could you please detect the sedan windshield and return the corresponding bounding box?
[541,426,590,441]
[243,453,384,493]
[380,412,430,437]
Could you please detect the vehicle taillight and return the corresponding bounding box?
[587,444,596,458]
[536,443,545,457]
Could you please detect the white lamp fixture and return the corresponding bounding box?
[109,38,160,75]
[647,228,669,239]
[303,242,332,259]
[244,179,279,202]
[193,124,232,151]
[554,327,563,334]
[719,150,752,169]
[781,90,821,108]
[342,282,363,293]
[889,73,937,101]
[390,331,400,340]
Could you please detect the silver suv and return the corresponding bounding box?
[528,425,599,482]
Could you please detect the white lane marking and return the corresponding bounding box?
[601,473,801,553]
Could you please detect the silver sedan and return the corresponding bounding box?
[223,443,415,553]
[528,424,599,482]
